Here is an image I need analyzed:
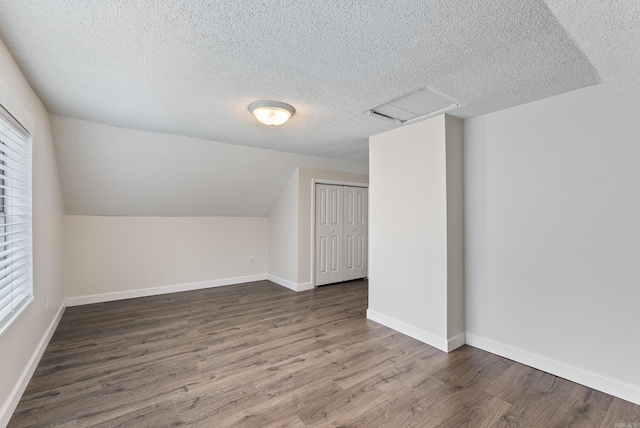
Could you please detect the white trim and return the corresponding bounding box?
[65,274,267,306]
[310,180,316,287]
[309,178,317,285]
[0,301,65,427]
[266,274,298,291]
[266,275,314,292]
[366,308,449,352]
[311,179,369,188]
[297,281,314,292]
[0,297,33,339]
[448,332,466,352]
[465,333,640,406]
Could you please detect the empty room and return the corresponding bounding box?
[1,1,639,427]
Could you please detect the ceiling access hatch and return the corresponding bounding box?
[368,87,460,125]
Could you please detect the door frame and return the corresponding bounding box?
[311,178,369,287]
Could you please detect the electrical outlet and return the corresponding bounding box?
[249,256,254,264]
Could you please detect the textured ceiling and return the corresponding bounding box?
[544,0,640,94]
[1,0,632,164]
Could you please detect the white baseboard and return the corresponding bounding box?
[366,309,450,352]
[297,281,314,292]
[266,275,314,292]
[448,332,466,352]
[66,274,268,306]
[266,274,297,291]
[465,333,640,406]
[0,302,65,427]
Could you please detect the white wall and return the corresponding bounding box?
[465,84,640,404]
[267,169,299,288]
[65,216,268,304]
[0,40,65,425]
[368,115,464,352]
[66,165,369,301]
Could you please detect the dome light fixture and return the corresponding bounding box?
[248,100,295,127]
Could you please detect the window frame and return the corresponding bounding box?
[0,103,33,337]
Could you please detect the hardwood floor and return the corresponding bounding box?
[9,280,640,427]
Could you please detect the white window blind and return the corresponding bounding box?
[0,103,32,334]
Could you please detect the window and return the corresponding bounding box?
[0,103,32,335]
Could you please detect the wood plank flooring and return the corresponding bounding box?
[9,280,640,427]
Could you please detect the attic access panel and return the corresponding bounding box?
[369,88,460,124]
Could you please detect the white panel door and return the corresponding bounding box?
[342,186,368,281]
[315,184,343,285]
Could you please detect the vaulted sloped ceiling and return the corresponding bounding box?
[51,115,368,216]
[0,1,638,216]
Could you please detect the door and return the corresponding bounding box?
[315,184,368,286]
[315,184,343,285]
[342,186,368,281]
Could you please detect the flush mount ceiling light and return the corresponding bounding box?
[248,100,295,127]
